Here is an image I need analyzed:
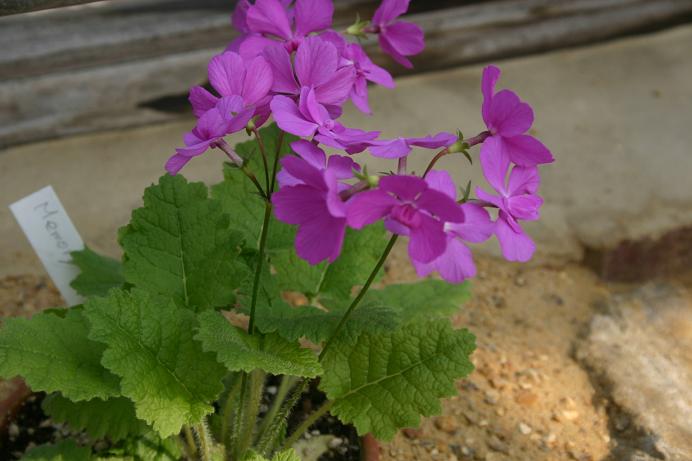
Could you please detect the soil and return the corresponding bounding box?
[1,249,689,461]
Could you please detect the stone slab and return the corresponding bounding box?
[1,25,692,277]
[576,283,692,460]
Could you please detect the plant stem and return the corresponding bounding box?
[183,425,197,459]
[318,234,399,361]
[423,148,449,177]
[193,421,212,461]
[269,131,285,195]
[282,400,334,450]
[236,370,266,459]
[218,141,267,199]
[220,374,243,447]
[256,379,309,455]
[253,127,271,191]
[248,202,272,335]
[255,375,298,445]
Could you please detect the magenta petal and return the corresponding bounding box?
[424,170,457,200]
[314,66,356,105]
[327,155,357,180]
[449,203,494,243]
[507,194,542,221]
[416,189,465,223]
[294,0,334,36]
[280,156,325,190]
[495,215,535,262]
[508,165,540,195]
[408,214,446,263]
[165,153,192,175]
[208,52,245,97]
[502,134,554,166]
[474,187,503,210]
[379,175,427,201]
[232,0,251,33]
[295,37,338,89]
[346,190,397,229]
[479,136,511,194]
[273,184,318,225]
[350,77,371,114]
[238,34,280,59]
[368,138,411,159]
[175,140,213,159]
[373,0,410,25]
[487,89,533,137]
[291,140,326,169]
[263,43,299,94]
[270,95,319,136]
[413,238,476,283]
[481,65,501,126]
[246,0,293,40]
[295,213,346,264]
[298,86,328,125]
[379,21,424,68]
[242,56,273,106]
[189,86,218,118]
[407,131,457,149]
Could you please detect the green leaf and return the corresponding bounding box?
[42,394,147,441]
[21,440,91,461]
[70,247,125,297]
[254,300,399,344]
[244,448,301,461]
[357,280,471,324]
[272,223,388,299]
[195,311,321,377]
[119,174,248,312]
[97,431,182,461]
[319,320,476,440]
[84,289,226,437]
[211,123,297,251]
[0,309,120,401]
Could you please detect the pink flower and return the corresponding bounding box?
[321,31,395,114]
[273,140,358,264]
[410,171,493,283]
[346,174,464,263]
[367,132,457,159]
[476,145,543,262]
[230,0,334,57]
[480,65,554,166]
[166,96,254,175]
[189,51,273,125]
[270,87,379,153]
[370,0,424,69]
[263,36,355,109]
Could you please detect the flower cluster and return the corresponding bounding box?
[167,0,554,283]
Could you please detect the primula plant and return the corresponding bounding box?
[0,0,553,460]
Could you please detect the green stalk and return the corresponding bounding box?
[248,203,272,335]
[235,369,266,459]
[282,400,333,450]
[318,234,398,361]
[182,425,197,459]
[220,375,243,446]
[193,421,212,461]
[255,379,309,455]
[253,128,271,191]
[255,375,298,445]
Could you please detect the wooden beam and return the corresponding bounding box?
[0,0,103,16]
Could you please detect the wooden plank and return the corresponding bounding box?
[0,0,101,16]
[1,0,691,148]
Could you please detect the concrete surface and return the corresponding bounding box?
[1,24,692,277]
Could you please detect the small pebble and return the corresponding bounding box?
[265,385,277,395]
[328,437,343,449]
[562,410,580,421]
[518,422,532,435]
[486,435,510,454]
[434,415,460,434]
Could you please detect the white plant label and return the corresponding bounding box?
[9,186,85,306]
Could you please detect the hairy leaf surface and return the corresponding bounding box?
[21,440,90,461]
[85,289,226,437]
[320,320,475,440]
[42,394,146,441]
[0,309,119,401]
[70,247,125,297]
[119,174,247,311]
[195,311,321,377]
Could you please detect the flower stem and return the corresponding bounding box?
[318,234,399,361]
[423,130,490,177]
[282,400,334,450]
[182,425,197,459]
[193,421,212,461]
[218,141,267,199]
[253,127,271,191]
[248,202,272,335]
[269,130,285,195]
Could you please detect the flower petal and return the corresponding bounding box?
[165,153,192,175]
[242,55,273,106]
[495,215,535,262]
[291,139,326,169]
[295,36,338,89]
[487,89,533,137]
[208,52,245,97]
[479,136,511,194]
[346,189,397,228]
[294,0,334,36]
[263,43,299,94]
[412,237,476,283]
[407,131,457,149]
[424,170,457,200]
[246,0,293,40]
[502,134,554,166]
[448,203,494,243]
[481,65,501,126]
[188,86,218,118]
[379,175,427,201]
[373,0,410,25]
[368,138,411,159]
[270,95,319,136]
[379,21,424,68]
[314,66,355,105]
[408,213,446,263]
[416,188,465,223]
[508,165,540,196]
